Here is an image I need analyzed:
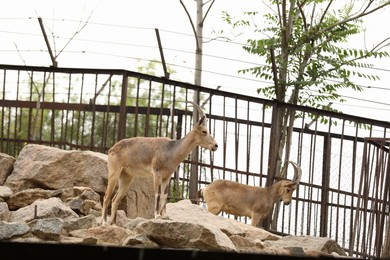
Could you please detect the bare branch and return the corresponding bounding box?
[179,0,200,50]
[56,5,98,58]
[202,0,215,24]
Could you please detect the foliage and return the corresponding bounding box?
[222,1,389,111]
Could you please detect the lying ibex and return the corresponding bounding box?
[101,101,218,225]
[198,161,302,227]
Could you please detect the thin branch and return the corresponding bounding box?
[56,5,97,58]
[179,0,200,50]
[202,0,215,24]
[297,1,307,30]
[318,0,332,26]
[316,2,390,36]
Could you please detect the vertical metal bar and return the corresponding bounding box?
[50,72,56,145]
[76,74,84,148]
[133,77,141,137]
[102,75,112,152]
[349,123,359,255]
[245,100,251,185]
[13,70,20,155]
[1,69,5,152]
[144,80,152,137]
[259,104,266,187]
[27,71,33,142]
[335,120,346,243]
[209,102,215,183]
[320,131,331,237]
[378,145,390,257]
[64,73,71,149]
[118,73,128,141]
[159,83,165,137]
[222,97,227,180]
[234,98,239,182]
[351,139,369,257]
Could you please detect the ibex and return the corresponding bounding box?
[101,101,218,225]
[198,161,302,227]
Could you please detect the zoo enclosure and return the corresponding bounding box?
[0,64,389,258]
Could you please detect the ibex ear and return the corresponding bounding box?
[286,182,297,189]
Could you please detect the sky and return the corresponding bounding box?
[1,0,390,122]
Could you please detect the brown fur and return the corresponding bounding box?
[101,102,218,225]
[199,161,301,227]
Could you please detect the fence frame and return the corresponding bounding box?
[1,64,389,258]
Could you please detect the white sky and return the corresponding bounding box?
[1,0,390,122]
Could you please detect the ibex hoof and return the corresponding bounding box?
[154,214,170,220]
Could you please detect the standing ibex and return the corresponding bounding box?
[101,101,218,225]
[198,161,302,227]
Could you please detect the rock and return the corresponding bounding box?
[166,199,279,241]
[123,233,159,248]
[4,144,156,219]
[69,225,135,246]
[264,235,347,256]
[6,188,58,210]
[4,144,108,194]
[0,202,10,221]
[0,153,15,185]
[63,214,97,234]
[135,218,237,251]
[29,217,64,241]
[10,197,79,222]
[0,221,30,240]
[125,175,155,219]
[0,186,13,201]
[0,144,349,258]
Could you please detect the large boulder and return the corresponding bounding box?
[4,144,108,194]
[0,153,15,185]
[3,144,154,219]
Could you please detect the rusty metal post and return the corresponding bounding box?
[320,134,331,237]
[117,73,128,141]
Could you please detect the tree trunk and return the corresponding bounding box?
[189,0,203,203]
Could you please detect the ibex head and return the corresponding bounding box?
[187,101,218,152]
[279,161,302,205]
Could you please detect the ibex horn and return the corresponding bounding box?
[289,161,302,185]
[186,100,206,119]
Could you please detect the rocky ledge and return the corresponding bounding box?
[0,144,351,258]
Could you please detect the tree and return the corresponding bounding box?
[180,0,216,202]
[222,0,390,228]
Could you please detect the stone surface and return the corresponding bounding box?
[0,153,15,185]
[0,144,350,258]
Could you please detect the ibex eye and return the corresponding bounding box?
[202,131,207,135]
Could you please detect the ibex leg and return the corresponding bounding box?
[108,173,133,225]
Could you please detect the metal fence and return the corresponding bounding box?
[1,64,389,258]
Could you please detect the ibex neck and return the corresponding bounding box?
[171,132,198,164]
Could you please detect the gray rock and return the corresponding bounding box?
[29,217,64,241]
[0,221,30,240]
